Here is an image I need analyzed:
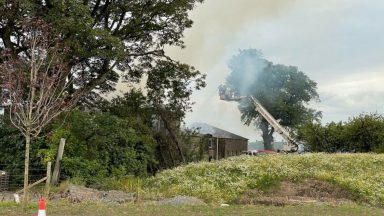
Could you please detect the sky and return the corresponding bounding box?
[165,0,384,141]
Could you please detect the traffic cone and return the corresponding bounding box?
[37,197,46,216]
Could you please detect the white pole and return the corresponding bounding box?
[216,138,219,160]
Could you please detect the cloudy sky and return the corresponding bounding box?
[165,0,384,141]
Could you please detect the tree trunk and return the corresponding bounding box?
[23,132,31,206]
[260,121,274,150]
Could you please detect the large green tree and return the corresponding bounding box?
[0,0,205,201]
[0,0,204,100]
[103,60,207,165]
[226,49,320,150]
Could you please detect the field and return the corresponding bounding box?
[0,202,383,216]
[1,153,384,215]
[145,153,384,206]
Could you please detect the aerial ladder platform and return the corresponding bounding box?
[219,85,299,152]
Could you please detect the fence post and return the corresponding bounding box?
[51,138,65,185]
[45,162,52,198]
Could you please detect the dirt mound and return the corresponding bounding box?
[53,185,135,204]
[238,179,354,206]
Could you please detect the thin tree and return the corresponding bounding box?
[0,19,80,205]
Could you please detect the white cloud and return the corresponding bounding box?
[316,71,384,122]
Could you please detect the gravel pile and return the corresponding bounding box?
[0,192,16,202]
[61,185,135,204]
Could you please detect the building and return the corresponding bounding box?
[190,123,248,160]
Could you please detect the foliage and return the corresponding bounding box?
[179,127,206,162]
[0,18,84,203]
[0,0,205,100]
[43,110,157,185]
[102,90,206,170]
[147,60,206,120]
[0,0,207,187]
[0,19,77,137]
[0,121,47,183]
[103,89,153,125]
[225,49,320,149]
[346,113,384,152]
[297,113,384,153]
[146,153,384,206]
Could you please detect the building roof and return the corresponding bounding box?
[190,122,248,140]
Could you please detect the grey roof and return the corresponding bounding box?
[190,122,248,140]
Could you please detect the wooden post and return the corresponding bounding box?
[51,138,65,185]
[45,162,52,198]
[216,137,219,160]
[15,177,48,194]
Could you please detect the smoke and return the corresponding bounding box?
[226,49,267,96]
[164,0,296,141]
[166,0,296,68]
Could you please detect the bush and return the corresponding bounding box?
[48,110,157,184]
[61,157,107,186]
[0,122,48,184]
[297,113,384,152]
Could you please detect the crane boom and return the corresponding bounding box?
[218,85,298,151]
[248,97,296,150]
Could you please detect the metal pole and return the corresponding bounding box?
[216,137,219,160]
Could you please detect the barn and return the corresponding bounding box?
[190,123,248,160]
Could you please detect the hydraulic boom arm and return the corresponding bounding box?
[248,97,297,150]
[218,85,298,151]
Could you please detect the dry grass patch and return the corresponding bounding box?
[238,179,355,206]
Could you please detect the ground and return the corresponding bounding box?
[2,154,384,215]
[238,179,355,206]
[0,202,383,216]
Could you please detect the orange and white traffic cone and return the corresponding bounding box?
[37,197,46,216]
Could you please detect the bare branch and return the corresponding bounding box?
[0,18,81,138]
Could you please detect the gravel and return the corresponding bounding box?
[61,185,135,204]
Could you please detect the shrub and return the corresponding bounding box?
[298,113,384,152]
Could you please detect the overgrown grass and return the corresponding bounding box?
[145,153,384,206]
[1,201,383,216]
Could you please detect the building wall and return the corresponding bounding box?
[207,137,226,160]
[192,136,248,160]
[223,139,248,158]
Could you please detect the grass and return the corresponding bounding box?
[145,153,384,205]
[1,153,384,215]
[0,201,383,216]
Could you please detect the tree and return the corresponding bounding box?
[104,60,206,166]
[0,121,48,187]
[0,0,205,102]
[147,60,205,163]
[226,49,320,150]
[0,19,81,204]
[51,110,157,183]
[0,0,206,201]
[346,113,384,152]
[297,113,384,153]
[0,1,206,197]
[297,121,345,152]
